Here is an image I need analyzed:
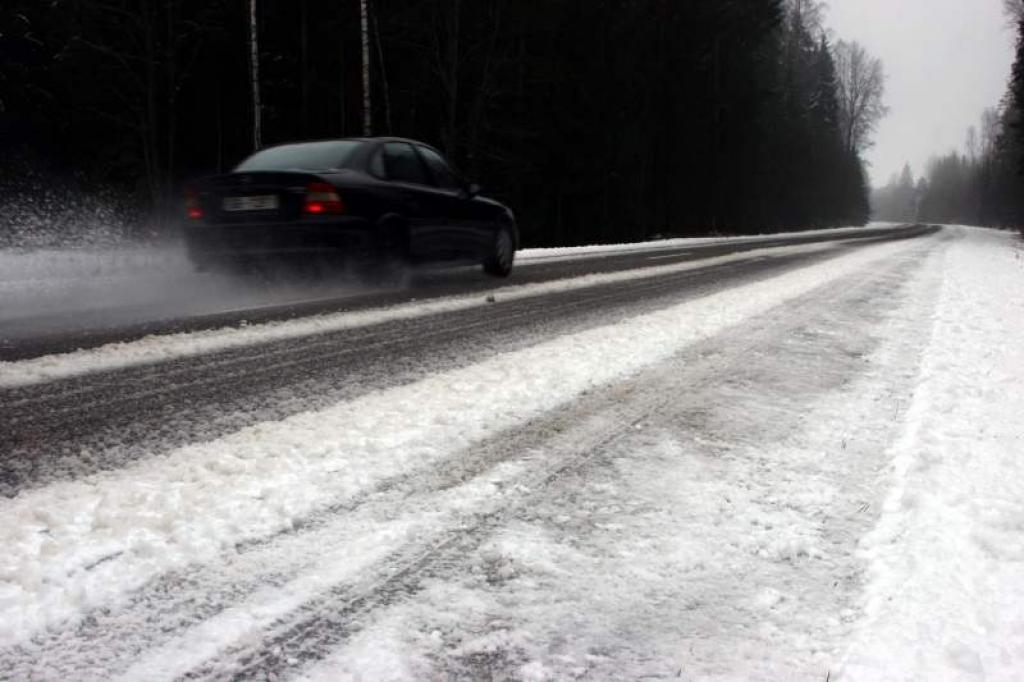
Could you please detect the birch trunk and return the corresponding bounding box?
[249,0,262,150]
[360,0,372,135]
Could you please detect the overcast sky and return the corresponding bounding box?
[827,0,1017,187]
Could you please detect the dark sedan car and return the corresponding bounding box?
[183,138,518,277]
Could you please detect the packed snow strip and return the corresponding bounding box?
[2,238,848,389]
[114,520,415,682]
[0,235,927,647]
[114,459,530,682]
[516,223,904,262]
[839,228,1024,681]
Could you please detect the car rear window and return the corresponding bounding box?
[236,141,361,172]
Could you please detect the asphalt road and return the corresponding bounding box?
[0,224,926,361]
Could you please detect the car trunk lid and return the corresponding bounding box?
[196,171,332,223]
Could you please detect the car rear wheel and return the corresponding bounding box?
[483,227,514,278]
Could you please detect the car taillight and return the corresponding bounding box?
[303,182,345,215]
[185,187,204,220]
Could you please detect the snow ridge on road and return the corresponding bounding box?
[515,223,901,263]
[0,236,925,652]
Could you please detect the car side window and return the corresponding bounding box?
[383,143,430,186]
[417,146,463,192]
[369,147,386,178]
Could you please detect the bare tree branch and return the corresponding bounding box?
[835,40,888,153]
[1005,0,1024,25]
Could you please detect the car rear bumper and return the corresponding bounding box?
[183,217,377,262]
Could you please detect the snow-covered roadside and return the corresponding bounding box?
[840,228,1024,681]
[0,236,925,648]
[0,239,846,388]
[516,223,901,263]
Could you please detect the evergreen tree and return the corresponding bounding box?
[1009,18,1024,175]
[1,0,881,246]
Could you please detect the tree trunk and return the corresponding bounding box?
[372,8,392,134]
[249,0,262,150]
[165,0,177,208]
[144,1,161,206]
[338,29,346,136]
[360,0,372,135]
[301,0,309,132]
[444,0,461,157]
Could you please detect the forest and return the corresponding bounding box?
[0,0,884,248]
[873,2,1024,229]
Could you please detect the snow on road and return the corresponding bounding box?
[1,226,1022,681]
[0,236,917,649]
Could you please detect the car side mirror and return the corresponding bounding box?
[466,182,482,198]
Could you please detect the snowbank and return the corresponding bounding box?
[517,223,900,263]
[840,227,1024,681]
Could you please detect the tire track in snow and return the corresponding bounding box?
[290,239,948,681]
[181,240,943,682]
[164,346,755,682]
[2,330,745,681]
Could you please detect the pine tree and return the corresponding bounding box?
[1009,17,1024,174]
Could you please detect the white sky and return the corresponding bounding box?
[827,0,1017,186]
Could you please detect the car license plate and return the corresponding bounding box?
[222,195,279,212]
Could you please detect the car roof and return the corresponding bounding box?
[351,137,445,154]
[256,137,444,162]
[246,137,447,174]
[260,137,435,148]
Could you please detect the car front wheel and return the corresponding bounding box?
[483,227,515,278]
